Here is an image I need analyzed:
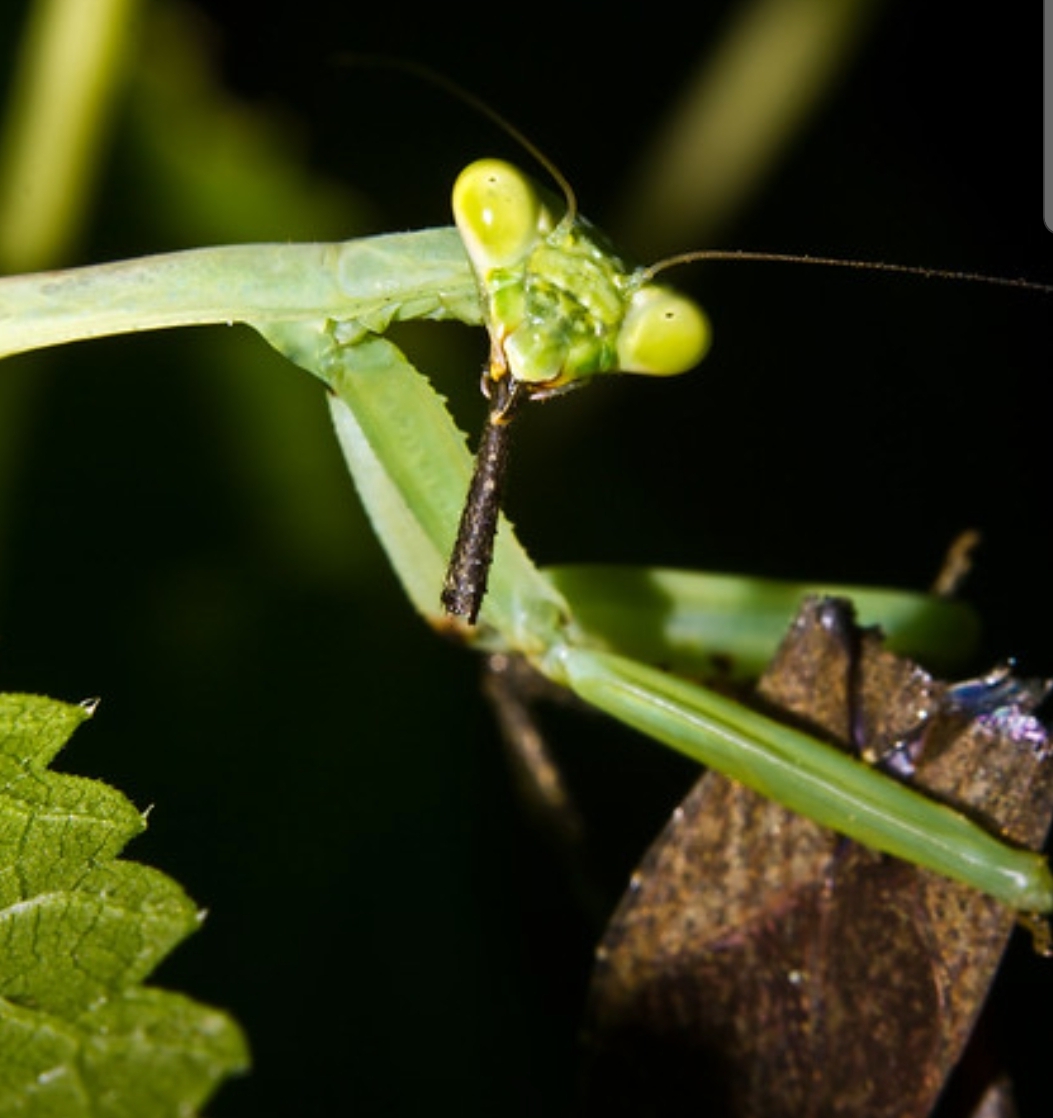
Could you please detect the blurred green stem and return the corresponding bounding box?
[615,0,883,255]
[0,0,139,593]
[0,0,139,272]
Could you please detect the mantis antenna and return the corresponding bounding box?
[639,248,1053,296]
[331,54,579,222]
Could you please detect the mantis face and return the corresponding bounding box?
[443,158,713,624]
[452,159,711,391]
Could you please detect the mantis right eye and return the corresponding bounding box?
[616,285,712,376]
[453,159,546,273]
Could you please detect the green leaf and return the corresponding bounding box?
[0,693,248,1117]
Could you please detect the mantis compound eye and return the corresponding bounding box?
[453,159,547,272]
[616,285,712,375]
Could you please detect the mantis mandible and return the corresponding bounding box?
[0,157,1050,915]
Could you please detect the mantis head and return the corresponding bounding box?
[452,159,711,391]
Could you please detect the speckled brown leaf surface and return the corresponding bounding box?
[581,597,1053,1118]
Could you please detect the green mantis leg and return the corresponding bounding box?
[254,313,1053,917]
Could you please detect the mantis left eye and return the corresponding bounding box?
[452,159,546,273]
[616,285,712,375]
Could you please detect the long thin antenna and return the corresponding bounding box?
[332,54,577,221]
[640,249,1053,295]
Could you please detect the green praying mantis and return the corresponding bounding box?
[0,154,1051,916]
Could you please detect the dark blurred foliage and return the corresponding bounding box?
[0,3,1050,1116]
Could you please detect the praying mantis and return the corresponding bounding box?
[1,154,1050,916]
